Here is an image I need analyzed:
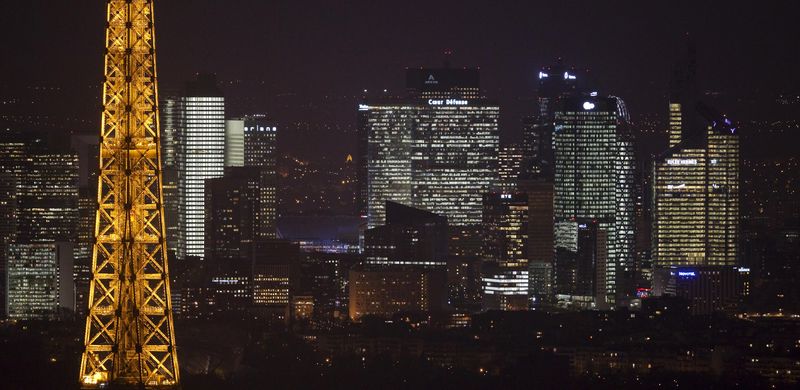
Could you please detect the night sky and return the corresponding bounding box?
[2,0,798,157]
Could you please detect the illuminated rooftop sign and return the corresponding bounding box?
[428,98,468,106]
[582,101,595,110]
[677,271,696,278]
[667,158,698,166]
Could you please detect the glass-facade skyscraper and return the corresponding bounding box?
[652,114,739,268]
[652,39,739,269]
[359,67,499,229]
[176,74,226,260]
[553,96,635,308]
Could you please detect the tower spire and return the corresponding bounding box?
[80,0,179,387]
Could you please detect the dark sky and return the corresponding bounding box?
[1,0,798,154]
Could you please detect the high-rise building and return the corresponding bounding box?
[15,151,79,244]
[521,181,554,305]
[5,242,74,320]
[0,134,23,318]
[0,131,79,319]
[481,192,529,311]
[521,60,584,179]
[359,66,499,229]
[205,167,262,267]
[70,135,100,319]
[498,144,523,191]
[652,117,738,268]
[224,118,245,167]
[223,116,279,239]
[552,96,635,308]
[652,40,739,269]
[243,116,278,239]
[159,94,181,259]
[176,74,226,260]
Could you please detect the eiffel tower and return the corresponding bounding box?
[80,0,179,387]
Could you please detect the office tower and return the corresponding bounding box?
[224,119,245,167]
[160,94,180,168]
[554,221,607,305]
[359,66,499,229]
[498,144,523,191]
[14,151,79,244]
[521,60,583,179]
[359,103,414,229]
[6,242,74,320]
[0,136,22,318]
[159,94,181,257]
[80,1,179,386]
[0,132,78,318]
[221,116,278,239]
[243,116,278,239]
[348,265,446,321]
[652,41,739,269]
[652,120,738,268]
[360,201,448,317]
[70,135,100,319]
[521,181,554,305]
[176,74,226,260]
[205,167,261,266]
[481,192,529,311]
[251,240,300,321]
[552,96,635,308]
[364,201,448,267]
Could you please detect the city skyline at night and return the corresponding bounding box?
[0,1,799,389]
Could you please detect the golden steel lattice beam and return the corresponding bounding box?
[80,0,179,387]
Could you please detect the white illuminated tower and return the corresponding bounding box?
[176,75,225,260]
[359,67,499,229]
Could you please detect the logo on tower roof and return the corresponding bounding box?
[425,75,438,85]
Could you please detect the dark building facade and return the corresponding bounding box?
[205,167,262,268]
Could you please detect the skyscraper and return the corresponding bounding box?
[498,144,523,191]
[224,118,245,167]
[243,116,278,239]
[652,113,739,267]
[359,66,499,229]
[522,60,583,179]
[652,39,739,269]
[205,167,262,267]
[176,74,226,260]
[552,96,635,308]
[6,242,74,320]
[522,181,554,305]
[0,131,79,319]
[159,93,181,259]
[481,192,529,311]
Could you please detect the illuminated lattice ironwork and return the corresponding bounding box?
[80,0,179,387]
